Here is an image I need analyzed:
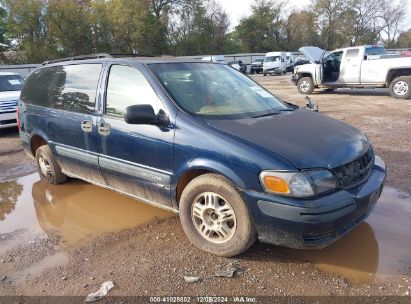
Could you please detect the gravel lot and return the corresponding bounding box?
[0,74,410,300]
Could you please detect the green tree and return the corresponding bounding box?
[236,0,286,53]
[285,10,320,51]
[312,0,356,49]
[169,0,230,55]
[397,28,411,48]
[46,0,94,57]
[3,0,51,63]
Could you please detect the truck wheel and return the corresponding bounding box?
[263,72,267,76]
[389,76,411,99]
[297,77,314,94]
[35,145,67,184]
[179,173,256,257]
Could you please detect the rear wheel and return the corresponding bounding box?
[35,145,67,184]
[179,174,256,257]
[389,76,411,99]
[297,77,314,94]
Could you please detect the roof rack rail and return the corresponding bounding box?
[41,53,113,65]
[109,53,155,58]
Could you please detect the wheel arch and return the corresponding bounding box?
[297,72,313,80]
[171,159,248,208]
[30,131,50,156]
[386,68,411,87]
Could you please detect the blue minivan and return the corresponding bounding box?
[18,55,386,256]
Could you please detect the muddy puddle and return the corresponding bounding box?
[280,186,411,283]
[0,174,410,284]
[0,174,174,252]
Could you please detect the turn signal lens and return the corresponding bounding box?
[262,176,290,194]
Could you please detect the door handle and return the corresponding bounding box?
[81,120,93,133]
[98,122,111,136]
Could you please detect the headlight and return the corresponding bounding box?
[259,170,337,198]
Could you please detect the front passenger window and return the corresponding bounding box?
[106,65,162,117]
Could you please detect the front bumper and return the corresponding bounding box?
[264,67,282,74]
[242,158,386,249]
[251,66,263,72]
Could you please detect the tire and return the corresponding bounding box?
[179,173,256,257]
[297,76,314,94]
[35,144,67,184]
[263,72,267,76]
[389,76,411,99]
[283,70,286,74]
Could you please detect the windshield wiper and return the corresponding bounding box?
[252,111,280,118]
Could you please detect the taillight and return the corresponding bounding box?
[16,106,20,131]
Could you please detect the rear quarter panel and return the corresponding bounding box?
[361,57,411,84]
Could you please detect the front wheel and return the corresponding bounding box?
[297,77,314,94]
[389,76,411,99]
[179,174,256,257]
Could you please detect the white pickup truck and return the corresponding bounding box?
[292,45,411,99]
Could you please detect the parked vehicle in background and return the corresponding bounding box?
[19,55,386,257]
[292,45,411,99]
[286,52,295,72]
[402,49,411,57]
[228,60,246,74]
[263,52,287,76]
[250,58,264,74]
[201,55,225,63]
[0,72,24,129]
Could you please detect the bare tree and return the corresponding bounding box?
[351,0,382,45]
[378,0,407,47]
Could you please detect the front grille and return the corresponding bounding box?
[0,100,18,114]
[332,148,374,188]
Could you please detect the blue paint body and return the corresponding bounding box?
[18,58,386,249]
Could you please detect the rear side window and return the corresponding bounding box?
[0,75,24,92]
[21,64,102,114]
[105,65,162,117]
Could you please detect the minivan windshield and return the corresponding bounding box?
[264,56,280,62]
[0,75,24,92]
[148,63,291,119]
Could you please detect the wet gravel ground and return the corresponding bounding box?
[0,74,410,300]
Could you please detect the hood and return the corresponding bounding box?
[206,109,369,169]
[299,46,325,63]
[0,91,20,102]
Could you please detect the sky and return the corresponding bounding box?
[215,0,411,32]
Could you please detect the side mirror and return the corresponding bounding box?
[124,104,169,126]
[305,96,319,112]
